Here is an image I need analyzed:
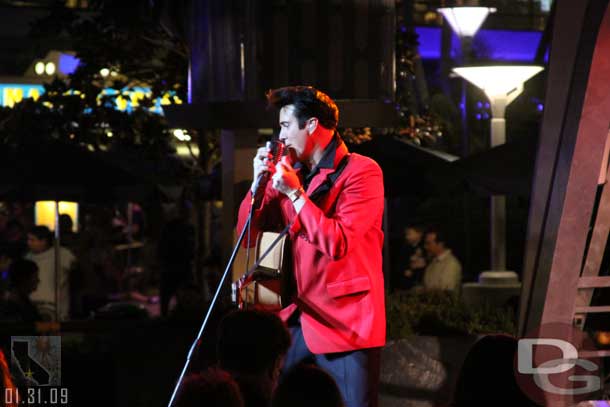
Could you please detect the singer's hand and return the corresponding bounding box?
[252,146,276,184]
[272,156,302,196]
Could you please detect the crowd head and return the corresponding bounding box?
[9,259,39,295]
[272,364,344,407]
[26,226,52,254]
[217,309,291,380]
[171,309,348,407]
[175,368,244,407]
[451,334,537,406]
[404,224,424,246]
[423,227,449,258]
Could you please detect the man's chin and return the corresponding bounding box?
[286,147,300,164]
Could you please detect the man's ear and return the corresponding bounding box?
[308,118,318,134]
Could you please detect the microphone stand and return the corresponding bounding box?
[167,141,285,406]
[166,199,256,407]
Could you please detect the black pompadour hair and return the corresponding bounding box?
[266,86,339,130]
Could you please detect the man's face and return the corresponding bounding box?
[27,234,48,254]
[424,232,443,257]
[405,228,422,246]
[278,105,312,162]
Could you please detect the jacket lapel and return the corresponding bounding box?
[306,167,334,195]
[306,142,349,197]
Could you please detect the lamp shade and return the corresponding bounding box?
[453,65,544,98]
[438,7,496,38]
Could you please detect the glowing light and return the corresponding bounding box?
[1,85,44,107]
[438,7,496,38]
[100,68,110,77]
[128,90,146,107]
[116,95,128,111]
[35,201,79,232]
[176,145,199,158]
[596,331,610,346]
[2,88,23,107]
[45,62,56,75]
[173,129,186,141]
[1,82,179,114]
[453,66,543,99]
[540,0,552,12]
[161,94,172,105]
[35,62,45,75]
[58,53,80,75]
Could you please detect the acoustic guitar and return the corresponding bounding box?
[234,231,289,311]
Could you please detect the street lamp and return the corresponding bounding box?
[453,65,544,270]
[438,7,496,59]
[438,6,495,157]
[453,66,543,146]
[438,7,496,38]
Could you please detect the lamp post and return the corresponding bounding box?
[438,6,495,156]
[453,65,544,270]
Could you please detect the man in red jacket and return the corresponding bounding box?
[237,86,385,407]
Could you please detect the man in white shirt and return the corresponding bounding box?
[422,228,462,293]
[26,226,75,321]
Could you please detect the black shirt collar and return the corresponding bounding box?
[294,132,339,172]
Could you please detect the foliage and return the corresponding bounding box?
[0,82,172,154]
[386,289,517,339]
[0,0,197,180]
[344,0,447,149]
[30,0,188,100]
[393,0,445,148]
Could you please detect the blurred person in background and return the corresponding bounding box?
[272,364,344,407]
[422,228,462,294]
[393,224,426,290]
[174,368,244,407]
[0,259,41,322]
[158,201,195,317]
[217,310,291,407]
[26,226,75,320]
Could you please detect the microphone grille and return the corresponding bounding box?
[267,140,285,165]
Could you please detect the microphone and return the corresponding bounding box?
[284,146,297,167]
[251,140,285,197]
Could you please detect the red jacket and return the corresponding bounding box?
[237,141,385,354]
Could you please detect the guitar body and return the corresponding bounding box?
[237,231,288,311]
